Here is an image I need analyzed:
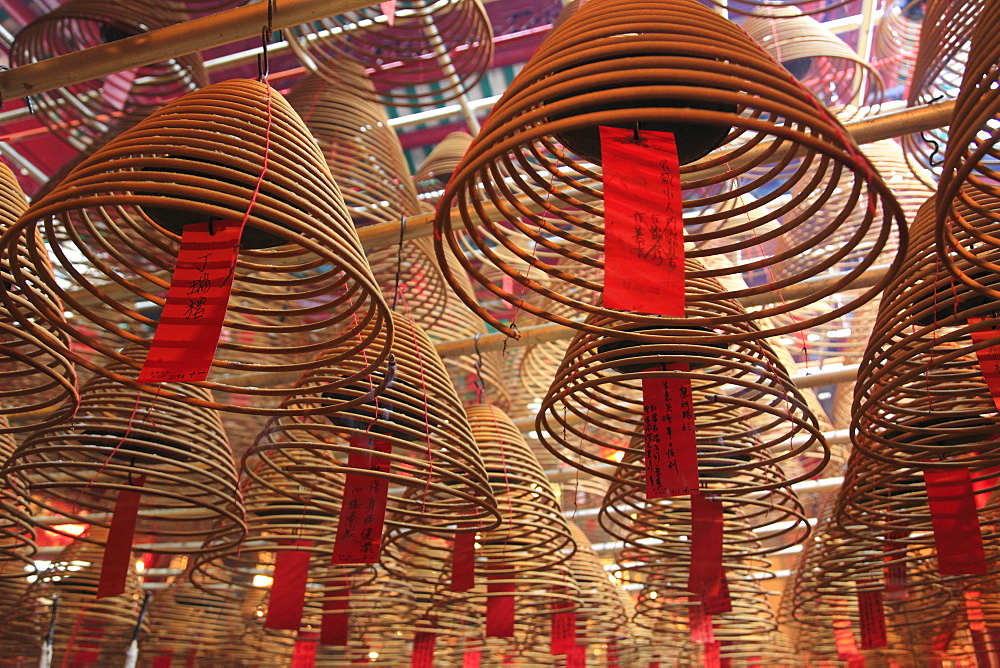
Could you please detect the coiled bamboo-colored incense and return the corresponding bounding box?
[9,0,207,152]
[287,0,493,109]
[434,0,906,342]
[414,131,474,204]
[0,79,394,416]
[0,161,79,434]
[872,0,924,93]
[0,418,35,579]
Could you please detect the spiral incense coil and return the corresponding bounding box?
[0,79,394,415]
[935,0,1000,299]
[0,575,41,664]
[742,6,885,121]
[564,524,631,648]
[9,0,207,152]
[414,131,475,201]
[0,418,35,578]
[248,312,500,534]
[433,0,906,342]
[535,271,829,490]
[3,349,245,554]
[285,71,423,228]
[901,0,981,187]
[872,0,924,93]
[0,161,79,434]
[287,0,493,110]
[143,577,232,660]
[32,529,148,666]
[853,193,1000,469]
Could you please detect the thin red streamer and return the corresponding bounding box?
[97,476,146,599]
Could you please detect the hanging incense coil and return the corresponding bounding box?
[143,577,232,661]
[3,348,245,554]
[433,0,906,341]
[935,0,1000,299]
[414,131,474,202]
[246,312,500,534]
[0,575,41,664]
[9,0,207,152]
[287,0,493,109]
[901,0,981,187]
[564,524,632,650]
[854,193,1000,468]
[0,417,35,578]
[0,79,394,415]
[872,0,924,93]
[0,161,79,434]
[742,6,885,121]
[285,71,423,228]
[32,529,148,666]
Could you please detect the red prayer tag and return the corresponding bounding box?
[969,322,1000,411]
[97,476,146,599]
[381,0,397,25]
[152,652,174,668]
[857,590,887,649]
[688,600,714,644]
[487,567,516,638]
[331,437,392,564]
[462,650,481,668]
[321,582,350,646]
[924,468,988,575]
[104,68,138,111]
[600,126,685,317]
[451,531,476,592]
[138,220,244,384]
[291,632,319,668]
[551,610,576,654]
[565,645,587,667]
[703,642,721,668]
[411,632,436,668]
[643,363,698,499]
[882,530,908,601]
[265,539,312,631]
[688,494,730,614]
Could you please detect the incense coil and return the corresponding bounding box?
[143,577,232,660]
[565,524,632,648]
[33,529,148,666]
[535,268,829,490]
[9,0,207,152]
[414,131,474,202]
[872,0,924,93]
[742,6,885,121]
[287,0,493,109]
[0,161,79,434]
[368,238,511,411]
[0,79,394,415]
[285,71,423,228]
[0,575,41,664]
[901,0,981,187]
[0,418,35,578]
[3,349,246,554]
[433,0,906,341]
[853,193,1000,468]
[935,0,1000,299]
[247,312,500,534]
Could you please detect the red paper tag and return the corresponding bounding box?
[688,601,714,644]
[152,653,174,668]
[487,568,516,638]
[138,220,244,383]
[924,468,988,575]
[463,650,481,668]
[381,0,397,25]
[265,540,312,631]
[332,437,392,564]
[321,582,350,646]
[451,531,476,592]
[688,494,730,614]
[97,476,146,599]
[857,590,887,650]
[704,642,721,668]
[551,610,576,654]
[411,632,436,668]
[566,645,587,667]
[882,530,908,601]
[292,632,319,668]
[969,323,1000,411]
[643,363,698,498]
[104,68,138,111]
[601,126,684,316]
[608,642,619,668]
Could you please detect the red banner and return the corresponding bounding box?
[332,437,392,564]
[551,609,576,655]
[601,126,684,317]
[97,476,146,599]
[411,632,436,668]
[138,219,244,384]
[462,650,481,668]
[882,531,908,601]
[487,567,516,638]
[451,531,476,592]
[688,494,730,614]
[321,582,350,646]
[704,642,721,668]
[291,632,318,668]
[265,540,312,631]
[857,590,887,649]
[566,645,587,667]
[924,468,988,575]
[643,363,698,498]
[688,601,714,644]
